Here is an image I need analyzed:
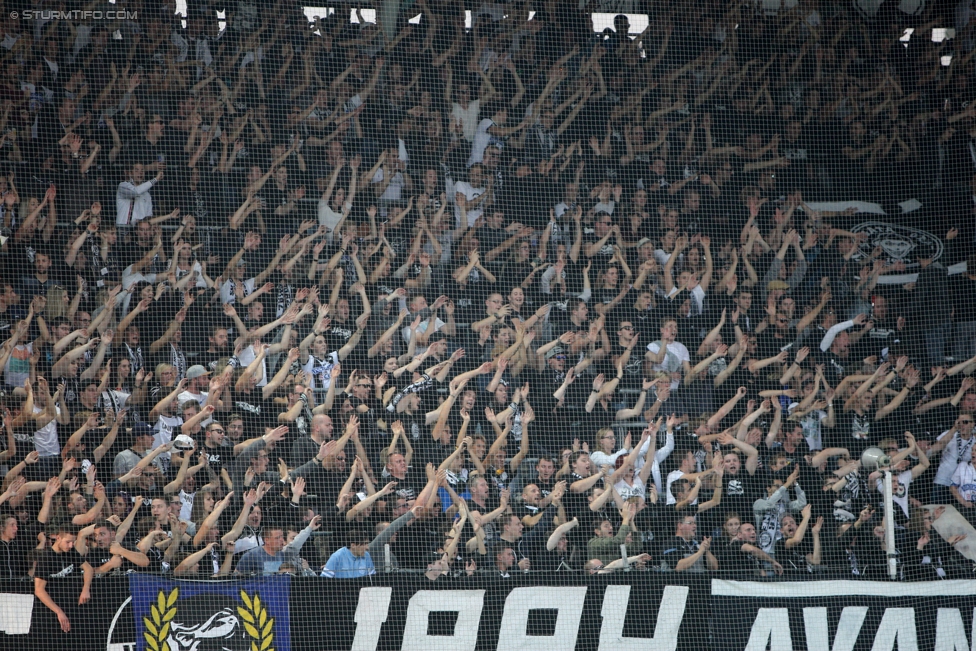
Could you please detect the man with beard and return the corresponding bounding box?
[774,505,823,573]
[289,413,333,468]
[202,326,232,372]
[289,422,356,505]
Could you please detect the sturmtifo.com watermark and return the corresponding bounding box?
[12,10,138,20]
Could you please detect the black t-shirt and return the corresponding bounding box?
[756,327,796,358]
[125,133,182,168]
[819,349,849,387]
[36,547,87,581]
[830,410,876,457]
[774,536,815,573]
[386,469,426,503]
[0,532,31,578]
[717,470,761,523]
[610,341,644,391]
[418,437,453,468]
[390,519,441,570]
[562,473,591,522]
[583,229,615,261]
[324,320,354,355]
[83,544,125,572]
[201,441,227,478]
[715,539,761,574]
[233,393,275,436]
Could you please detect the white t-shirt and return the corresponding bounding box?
[634,430,675,494]
[371,167,406,203]
[615,477,646,502]
[401,318,446,344]
[236,345,268,387]
[179,489,195,522]
[590,449,627,469]
[453,181,486,227]
[451,99,481,142]
[646,341,691,390]
[665,469,697,505]
[317,200,349,242]
[798,408,827,451]
[467,118,495,167]
[152,414,184,471]
[178,390,209,409]
[33,405,60,457]
[302,351,339,392]
[666,285,706,315]
[220,278,256,305]
[951,463,976,504]
[875,469,914,518]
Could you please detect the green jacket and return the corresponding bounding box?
[586,524,642,564]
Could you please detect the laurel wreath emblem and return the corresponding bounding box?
[142,587,179,651]
[237,589,275,651]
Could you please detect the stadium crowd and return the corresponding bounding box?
[0,0,975,637]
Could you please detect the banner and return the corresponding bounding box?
[802,202,965,284]
[710,579,976,651]
[2,575,974,651]
[129,575,291,651]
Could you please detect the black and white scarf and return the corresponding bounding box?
[170,344,187,381]
[124,343,144,374]
[275,283,294,318]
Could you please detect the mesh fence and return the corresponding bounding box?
[0,0,975,649]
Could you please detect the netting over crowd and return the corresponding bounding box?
[3,0,976,644]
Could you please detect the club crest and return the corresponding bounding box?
[140,587,274,651]
[850,221,943,268]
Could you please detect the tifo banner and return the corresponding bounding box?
[710,579,976,651]
[3,576,976,650]
[801,203,966,283]
[128,575,291,651]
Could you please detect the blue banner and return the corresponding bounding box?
[128,574,291,651]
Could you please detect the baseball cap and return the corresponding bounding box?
[131,421,154,440]
[636,237,653,247]
[545,345,566,360]
[186,365,210,379]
